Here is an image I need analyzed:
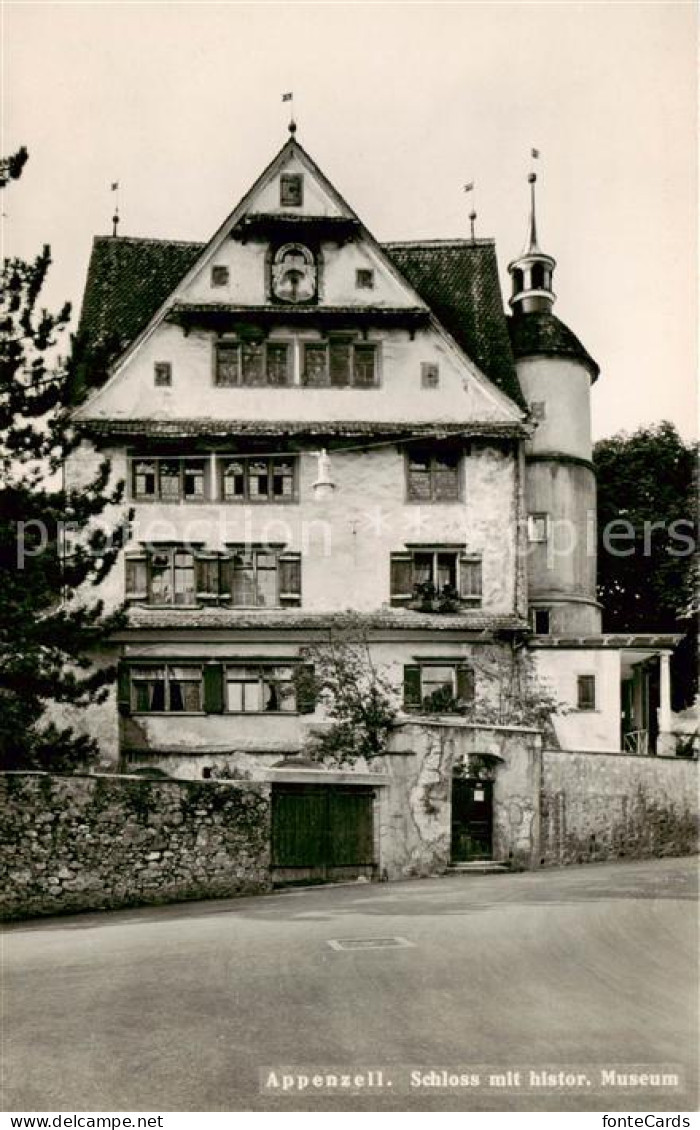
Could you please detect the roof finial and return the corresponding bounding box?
[282,92,296,135]
[464,181,476,242]
[526,149,540,253]
[110,180,120,238]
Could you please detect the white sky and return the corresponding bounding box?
[2,1,697,441]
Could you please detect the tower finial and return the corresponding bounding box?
[507,150,557,315]
[110,181,120,238]
[526,171,539,253]
[464,181,476,242]
[282,92,295,135]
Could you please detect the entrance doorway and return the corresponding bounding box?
[271,783,376,885]
[451,777,493,861]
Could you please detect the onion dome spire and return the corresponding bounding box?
[507,157,556,315]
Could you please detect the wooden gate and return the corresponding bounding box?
[451,777,493,861]
[271,784,376,885]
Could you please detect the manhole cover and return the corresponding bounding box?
[326,936,415,951]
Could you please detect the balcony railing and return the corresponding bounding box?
[623,729,649,755]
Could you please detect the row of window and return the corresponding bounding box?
[120,660,599,716]
[131,456,296,504]
[208,264,376,291]
[120,661,476,716]
[124,546,482,609]
[128,448,467,505]
[154,346,444,390]
[126,547,302,608]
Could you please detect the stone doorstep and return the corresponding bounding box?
[446,861,511,874]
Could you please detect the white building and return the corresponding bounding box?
[69,128,678,796]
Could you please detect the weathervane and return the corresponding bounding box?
[282,91,296,134]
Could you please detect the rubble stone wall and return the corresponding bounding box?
[1,772,271,920]
[541,750,698,865]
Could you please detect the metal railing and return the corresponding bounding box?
[622,729,649,755]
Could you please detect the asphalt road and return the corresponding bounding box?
[2,857,698,1113]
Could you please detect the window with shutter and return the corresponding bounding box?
[353,344,377,387]
[203,663,225,714]
[456,665,475,705]
[125,555,148,601]
[117,663,131,715]
[195,555,220,602]
[390,553,413,605]
[296,663,316,714]
[329,339,351,387]
[403,665,422,710]
[459,556,482,604]
[407,445,461,502]
[278,553,302,605]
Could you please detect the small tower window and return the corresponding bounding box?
[530,262,546,290]
[528,513,549,543]
[154,362,172,387]
[531,608,551,635]
[280,174,303,207]
[512,268,524,294]
[211,265,229,287]
[356,268,374,290]
[529,401,546,421]
[577,675,597,711]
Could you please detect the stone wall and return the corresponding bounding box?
[541,750,698,866]
[0,772,271,920]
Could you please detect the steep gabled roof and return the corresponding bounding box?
[507,311,599,381]
[73,236,204,392]
[74,233,524,406]
[384,240,525,407]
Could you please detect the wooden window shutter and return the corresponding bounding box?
[195,554,220,602]
[203,663,224,714]
[125,554,148,601]
[390,553,413,605]
[278,552,302,605]
[117,663,132,716]
[329,339,351,387]
[219,554,233,605]
[403,665,422,710]
[296,663,316,714]
[459,555,482,602]
[456,664,475,705]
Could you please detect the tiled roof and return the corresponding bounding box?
[78,418,528,439]
[74,234,525,406]
[74,236,203,392]
[507,312,600,380]
[124,607,528,633]
[385,240,525,407]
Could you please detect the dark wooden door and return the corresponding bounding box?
[271,784,375,885]
[451,777,493,861]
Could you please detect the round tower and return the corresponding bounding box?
[508,173,602,636]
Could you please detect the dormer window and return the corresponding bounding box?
[280,173,303,207]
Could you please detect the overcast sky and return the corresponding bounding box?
[3,1,697,441]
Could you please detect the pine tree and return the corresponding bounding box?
[0,148,128,771]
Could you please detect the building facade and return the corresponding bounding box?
[66,130,681,873]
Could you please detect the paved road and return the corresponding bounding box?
[3,857,697,1113]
